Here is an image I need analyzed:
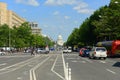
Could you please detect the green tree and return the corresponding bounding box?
[0,24,11,47]
[92,0,120,40]
[14,22,32,48]
[66,28,79,46]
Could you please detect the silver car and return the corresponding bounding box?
[37,48,49,54]
[0,51,6,55]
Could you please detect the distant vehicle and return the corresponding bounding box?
[68,48,72,53]
[24,49,31,53]
[79,48,86,56]
[63,48,72,53]
[96,40,120,57]
[0,47,14,51]
[0,51,6,55]
[37,48,49,54]
[50,48,55,51]
[89,47,107,60]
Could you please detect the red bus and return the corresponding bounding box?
[96,40,120,57]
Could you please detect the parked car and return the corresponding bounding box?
[89,47,107,59]
[0,51,6,55]
[82,49,90,57]
[79,48,86,56]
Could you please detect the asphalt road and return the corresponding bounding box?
[0,51,65,80]
[64,53,120,80]
[0,51,120,80]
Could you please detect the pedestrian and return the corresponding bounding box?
[31,48,34,55]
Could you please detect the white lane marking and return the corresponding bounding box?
[0,63,7,66]
[71,60,77,63]
[51,55,65,80]
[30,56,51,80]
[17,77,22,80]
[100,61,106,63]
[28,65,33,67]
[106,69,116,74]
[81,57,93,63]
[62,52,68,80]
[78,61,86,63]
[66,58,76,60]
[0,55,41,75]
[0,55,39,71]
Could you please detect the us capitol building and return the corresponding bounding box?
[56,35,64,50]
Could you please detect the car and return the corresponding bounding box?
[63,48,68,53]
[67,48,72,53]
[79,48,86,56]
[82,49,90,57]
[0,51,6,55]
[37,48,49,54]
[89,47,107,59]
[24,49,32,53]
[63,48,72,53]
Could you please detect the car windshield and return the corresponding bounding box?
[96,48,106,51]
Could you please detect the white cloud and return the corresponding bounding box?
[73,2,88,10]
[44,0,94,14]
[45,0,77,6]
[53,11,59,15]
[77,9,94,14]
[64,16,70,19]
[73,2,94,14]
[16,0,39,6]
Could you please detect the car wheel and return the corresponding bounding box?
[103,57,106,60]
[89,56,91,59]
[99,57,101,59]
[89,56,92,59]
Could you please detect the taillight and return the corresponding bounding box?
[94,52,96,54]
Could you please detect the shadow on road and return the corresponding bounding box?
[112,62,120,67]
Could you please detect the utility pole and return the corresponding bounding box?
[9,28,11,50]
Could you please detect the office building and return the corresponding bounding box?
[29,22,42,35]
[0,2,26,28]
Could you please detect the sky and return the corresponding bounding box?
[0,0,110,41]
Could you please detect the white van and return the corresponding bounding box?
[89,47,107,60]
[63,47,72,53]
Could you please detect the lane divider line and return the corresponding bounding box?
[51,55,65,80]
[0,55,41,75]
[62,52,68,80]
[30,56,51,80]
[106,69,116,74]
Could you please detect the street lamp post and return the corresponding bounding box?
[9,28,11,50]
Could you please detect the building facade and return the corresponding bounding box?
[29,22,42,35]
[0,2,26,28]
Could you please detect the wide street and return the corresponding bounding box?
[0,51,120,80]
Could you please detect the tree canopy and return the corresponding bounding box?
[66,0,120,47]
[0,22,54,49]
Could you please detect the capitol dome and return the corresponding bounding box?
[58,35,63,40]
[57,35,64,46]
